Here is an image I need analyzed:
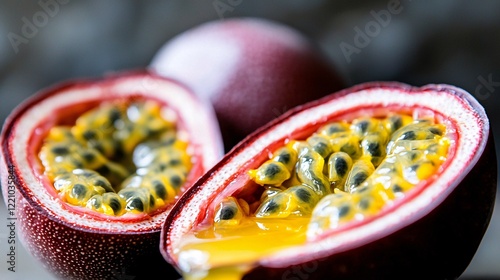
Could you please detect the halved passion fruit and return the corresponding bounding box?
[161,82,497,279]
[0,71,223,279]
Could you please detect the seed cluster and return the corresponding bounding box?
[213,114,449,235]
[38,101,191,216]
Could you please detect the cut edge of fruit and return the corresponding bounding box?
[162,82,488,269]
[2,70,224,233]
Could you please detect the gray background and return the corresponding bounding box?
[1,0,500,279]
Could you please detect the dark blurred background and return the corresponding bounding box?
[1,1,499,279]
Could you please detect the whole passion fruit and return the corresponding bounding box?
[0,71,223,279]
[149,17,346,151]
[161,82,496,280]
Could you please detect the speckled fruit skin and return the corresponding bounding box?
[150,17,346,151]
[0,71,223,280]
[161,82,497,279]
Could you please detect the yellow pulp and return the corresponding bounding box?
[177,217,310,280]
[175,113,451,280]
[38,100,192,216]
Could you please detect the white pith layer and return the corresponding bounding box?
[10,75,223,232]
[167,84,488,267]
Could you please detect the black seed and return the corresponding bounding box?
[410,164,420,172]
[264,163,281,178]
[276,153,290,165]
[93,143,105,154]
[109,109,122,123]
[158,164,168,171]
[83,130,97,140]
[393,184,403,193]
[153,181,167,199]
[409,151,418,161]
[168,159,181,166]
[51,146,69,155]
[389,115,402,131]
[94,179,113,192]
[161,137,176,146]
[400,131,416,140]
[313,142,330,157]
[149,194,155,207]
[82,151,96,163]
[335,158,349,177]
[93,179,107,187]
[72,184,87,199]
[351,172,368,187]
[429,127,442,136]
[170,175,182,188]
[71,160,84,169]
[327,124,345,134]
[127,197,144,212]
[109,197,122,213]
[366,142,381,157]
[219,206,236,220]
[339,205,350,217]
[359,198,370,210]
[356,121,369,134]
[340,144,357,157]
[80,170,94,177]
[96,165,110,176]
[295,188,311,203]
[262,200,279,213]
[114,146,125,160]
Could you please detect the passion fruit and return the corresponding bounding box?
[161,82,496,279]
[0,71,223,279]
[149,17,346,151]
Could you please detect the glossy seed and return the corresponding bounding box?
[153,181,167,200]
[72,184,87,199]
[307,134,333,158]
[345,159,375,192]
[256,185,320,218]
[214,197,246,226]
[329,132,361,159]
[272,144,298,171]
[328,152,353,191]
[129,198,144,212]
[248,161,291,186]
[106,193,124,215]
[295,150,330,196]
[338,204,350,217]
[220,207,236,220]
[361,133,386,166]
[318,122,349,136]
[51,146,69,155]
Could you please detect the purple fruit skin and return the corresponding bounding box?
[150,17,346,151]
